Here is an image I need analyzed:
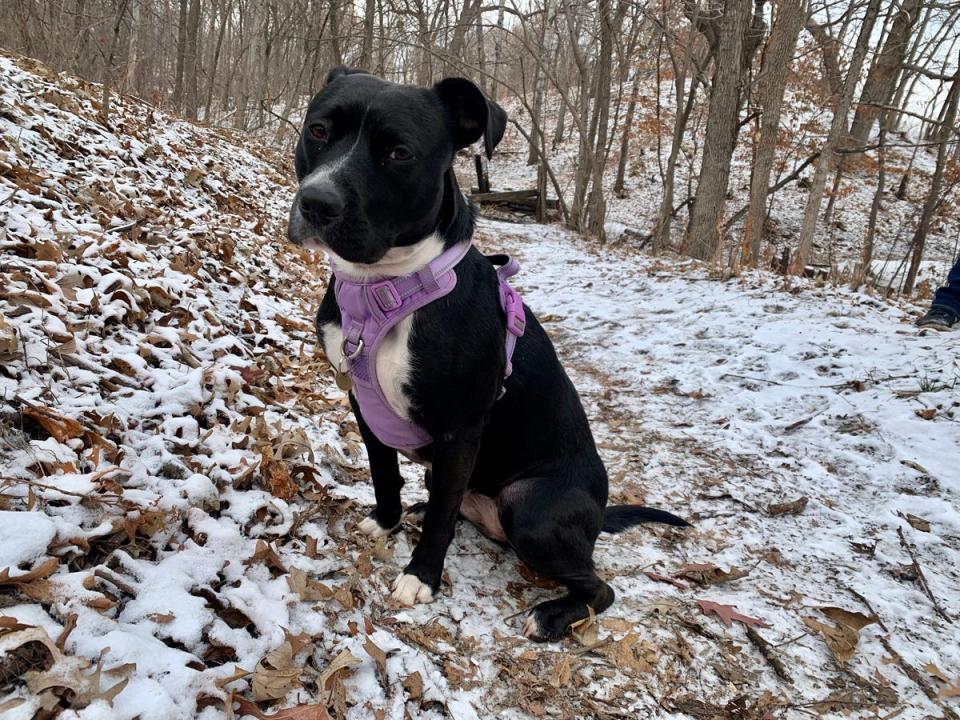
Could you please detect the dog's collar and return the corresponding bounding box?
[331,241,525,452]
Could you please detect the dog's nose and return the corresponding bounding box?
[299,182,344,226]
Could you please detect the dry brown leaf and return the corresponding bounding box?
[819,606,878,632]
[22,406,84,443]
[915,408,937,420]
[287,568,333,601]
[0,557,59,586]
[570,606,599,646]
[898,512,931,532]
[317,648,362,703]
[0,313,19,362]
[925,661,951,683]
[766,496,809,516]
[147,613,176,624]
[333,584,354,610]
[550,655,572,688]
[246,540,287,574]
[363,636,388,684]
[802,606,877,665]
[372,535,394,562]
[0,617,34,634]
[403,671,423,700]
[697,599,770,628]
[803,617,857,663]
[252,641,303,701]
[25,645,133,709]
[599,632,653,674]
[231,694,332,720]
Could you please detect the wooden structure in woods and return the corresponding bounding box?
[470,151,556,221]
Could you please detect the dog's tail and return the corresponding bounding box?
[602,504,690,533]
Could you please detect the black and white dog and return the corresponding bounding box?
[287,67,687,641]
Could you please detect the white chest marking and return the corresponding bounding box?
[320,317,415,421]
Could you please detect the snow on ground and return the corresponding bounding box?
[2,53,959,720]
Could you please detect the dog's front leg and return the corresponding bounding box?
[391,426,482,605]
[350,395,404,537]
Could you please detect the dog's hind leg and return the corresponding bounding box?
[499,478,615,642]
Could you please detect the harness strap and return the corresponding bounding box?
[486,254,526,377]
[331,243,526,451]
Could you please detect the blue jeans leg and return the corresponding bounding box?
[932,252,960,318]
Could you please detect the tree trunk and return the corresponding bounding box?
[183,0,202,119]
[123,0,142,93]
[903,53,960,295]
[849,0,922,144]
[851,113,887,290]
[791,0,881,274]
[742,0,805,265]
[360,0,376,69]
[329,0,343,67]
[98,0,129,126]
[527,1,551,165]
[204,0,230,120]
[683,0,759,261]
[173,0,188,111]
[72,0,90,74]
[586,0,614,241]
[613,69,641,198]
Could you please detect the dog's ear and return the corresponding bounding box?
[434,77,508,159]
[325,66,370,85]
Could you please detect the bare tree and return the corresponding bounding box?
[682,0,765,261]
[791,0,881,274]
[741,0,806,265]
[903,52,960,295]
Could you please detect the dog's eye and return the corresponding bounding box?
[387,146,412,162]
[308,123,328,142]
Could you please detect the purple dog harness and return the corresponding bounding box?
[331,242,526,452]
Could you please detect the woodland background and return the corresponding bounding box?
[2,0,959,295]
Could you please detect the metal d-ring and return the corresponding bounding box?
[338,337,364,375]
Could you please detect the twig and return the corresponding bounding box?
[93,567,138,598]
[772,631,808,648]
[897,527,952,623]
[745,625,793,684]
[573,636,615,656]
[881,637,959,720]
[847,587,888,632]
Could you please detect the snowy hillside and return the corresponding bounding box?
[2,53,959,720]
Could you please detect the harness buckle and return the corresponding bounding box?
[502,287,526,337]
[370,281,402,312]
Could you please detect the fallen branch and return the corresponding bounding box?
[93,567,138,598]
[745,625,793,684]
[897,527,951,623]
[881,637,959,720]
[847,587,888,632]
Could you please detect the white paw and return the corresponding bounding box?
[522,613,542,639]
[391,573,434,605]
[358,516,392,537]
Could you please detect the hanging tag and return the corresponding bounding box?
[334,369,353,392]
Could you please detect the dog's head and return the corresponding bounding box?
[287,67,507,266]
